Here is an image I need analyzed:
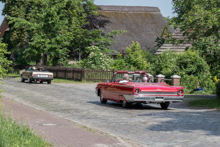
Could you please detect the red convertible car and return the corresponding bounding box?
[96,71,184,109]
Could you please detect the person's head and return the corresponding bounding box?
[123,74,129,80]
[143,76,148,82]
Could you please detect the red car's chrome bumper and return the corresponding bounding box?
[124,94,184,103]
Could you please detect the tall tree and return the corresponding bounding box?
[1,0,123,66]
[0,41,12,91]
[170,0,220,76]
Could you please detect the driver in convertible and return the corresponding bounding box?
[119,74,129,83]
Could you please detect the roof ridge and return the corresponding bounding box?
[97,5,160,12]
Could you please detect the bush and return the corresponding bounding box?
[0,112,50,147]
[216,82,220,98]
[153,50,215,93]
[79,46,113,70]
[111,54,127,70]
[153,50,178,78]
[124,41,149,70]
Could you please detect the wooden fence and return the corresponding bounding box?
[43,66,115,82]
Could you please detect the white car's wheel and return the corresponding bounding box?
[21,76,25,82]
[47,80,51,84]
[27,77,32,83]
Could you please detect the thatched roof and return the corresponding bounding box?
[98,5,174,54]
[155,28,192,54]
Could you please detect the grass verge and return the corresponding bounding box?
[6,73,98,83]
[0,109,51,146]
[5,73,20,78]
[188,98,220,109]
[52,78,97,84]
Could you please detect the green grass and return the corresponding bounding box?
[52,78,98,84]
[0,112,51,147]
[6,73,98,83]
[5,73,20,78]
[188,98,220,109]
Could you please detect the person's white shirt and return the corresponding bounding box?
[119,80,128,83]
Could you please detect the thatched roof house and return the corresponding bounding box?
[98,5,174,54]
[155,28,192,54]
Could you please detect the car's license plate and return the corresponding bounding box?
[39,74,47,77]
[155,97,164,101]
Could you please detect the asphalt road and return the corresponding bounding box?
[2,78,220,147]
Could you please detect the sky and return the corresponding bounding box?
[0,0,175,25]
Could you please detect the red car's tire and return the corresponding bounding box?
[160,102,169,109]
[100,91,107,104]
[122,100,131,108]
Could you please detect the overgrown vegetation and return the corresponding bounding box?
[216,82,220,99]
[0,111,51,147]
[188,98,220,109]
[1,0,125,66]
[153,50,215,93]
[0,28,49,147]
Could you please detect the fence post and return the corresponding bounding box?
[81,68,85,81]
[156,74,165,83]
[171,75,181,86]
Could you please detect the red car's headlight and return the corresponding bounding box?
[178,89,184,96]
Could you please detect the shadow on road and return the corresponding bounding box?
[141,108,220,136]
[88,100,173,110]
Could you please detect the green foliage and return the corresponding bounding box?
[153,50,178,77]
[190,36,220,76]
[0,42,12,87]
[0,112,50,147]
[111,54,127,70]
[110,41,155,72]
[79,46,113,70]
[216,82,220,99]
[153,50,215,93]
[124,41,149,70]
[171,0,220,76]
[0,43,12,74]
[1,0,124,66]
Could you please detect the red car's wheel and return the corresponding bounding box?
[160,102,169,109]
[100,90,107,104]
[122,100,131,108]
